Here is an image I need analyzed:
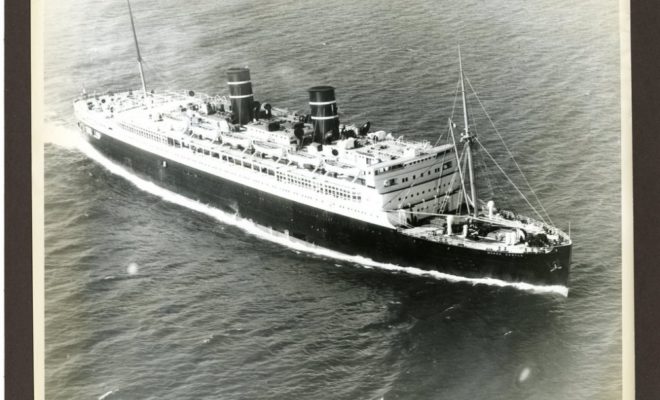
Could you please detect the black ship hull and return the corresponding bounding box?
[81,129,571,287]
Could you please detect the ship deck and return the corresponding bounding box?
[401,212,571,254]
[401,226,553,254]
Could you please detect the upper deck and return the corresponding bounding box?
[74,89,456,192]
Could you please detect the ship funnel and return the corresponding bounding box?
[227,67,254,125]
[308,86,339,143]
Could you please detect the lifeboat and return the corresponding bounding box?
[252,140,285,158]
[220,131,251,149]
[323,159,361,176]
[287,151,321,168]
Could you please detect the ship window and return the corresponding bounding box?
[413,175,416,179]
[443,161,452,170]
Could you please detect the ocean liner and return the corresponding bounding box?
[73,1,572,287]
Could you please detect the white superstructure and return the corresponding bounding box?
[74,89,465,229]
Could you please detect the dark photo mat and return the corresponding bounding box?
[5,0,33,399]
[4,0,659,398]
[631,0,660,399]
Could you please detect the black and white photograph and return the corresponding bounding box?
[40,0,625,398]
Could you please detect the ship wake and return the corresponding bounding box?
[46,125,569,297]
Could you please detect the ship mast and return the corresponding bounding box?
[127,0,148,99]
[458,46,478,218]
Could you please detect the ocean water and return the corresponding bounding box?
[43,0,622,399]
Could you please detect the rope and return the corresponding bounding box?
[461,147,473,208]
[475,138,547,223]
[434,78,460,147]
[380,143,450,210]
[439,148,458,204]
[449,79,461,126]
[439,145,466,213]
[382,120,453,210]
[475,147,496,201]
[465,75,554,225]
[381,119,468,217]
[449,123,471,214]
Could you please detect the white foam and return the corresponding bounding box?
[44,122,86,149]
[58,124,568,297]
[98,389,115,400]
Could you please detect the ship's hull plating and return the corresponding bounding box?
[81,129,571,287]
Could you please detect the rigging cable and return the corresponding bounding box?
[438,144,466,213]
[434,78,461,147]
[382,119,453,210]
[475,146,497,202]
[464,75,554,225]
[474,137,547,224]
[448,121,471,214]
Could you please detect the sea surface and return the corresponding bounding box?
[43,0,622,398]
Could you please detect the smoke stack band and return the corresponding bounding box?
[308,86,339,143]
